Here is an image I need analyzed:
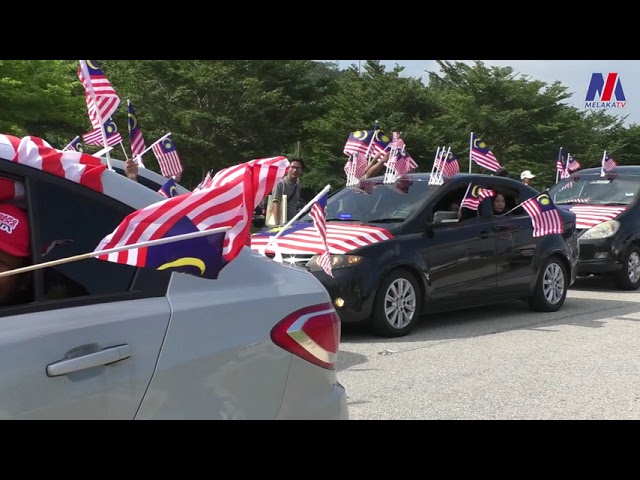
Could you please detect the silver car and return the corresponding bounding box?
[0,143,348,419]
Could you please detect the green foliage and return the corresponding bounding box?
[1,59,635,195]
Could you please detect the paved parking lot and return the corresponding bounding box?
[337,276,640,419]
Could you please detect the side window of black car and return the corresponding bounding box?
[31,179,137,301]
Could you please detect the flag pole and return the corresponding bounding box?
[555,147,563,183]
[137,132,172,160]
[259,184,332,256]
[79,60,113,171]
[600,150,607,177]
[0,226,232,279]
[119,141,130,161]
[468,132,473,173]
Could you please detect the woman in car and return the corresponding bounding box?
[493,193,506,215]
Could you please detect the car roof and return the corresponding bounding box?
[570,166,640,176]
[366,171,533,187]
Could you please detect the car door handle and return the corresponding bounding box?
[479,231,490,239]
[46,344,132,377]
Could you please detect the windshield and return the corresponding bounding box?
[310,177,433,223]
[549,175,640,206]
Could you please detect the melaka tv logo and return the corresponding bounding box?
[585,73,626,109]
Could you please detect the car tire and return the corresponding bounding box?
[528,255,568,312]
[615,244,640,290]
[371,268,421,338]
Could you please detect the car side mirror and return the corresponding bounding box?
[427,210,458,227]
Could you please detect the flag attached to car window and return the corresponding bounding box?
[461,184,496,211]
[522,193,563,237]
[94,156,289,279]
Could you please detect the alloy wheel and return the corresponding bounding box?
[543,262,565,305]
[384,278,416,329]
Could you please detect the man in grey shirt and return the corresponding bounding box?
[271,158,303,225]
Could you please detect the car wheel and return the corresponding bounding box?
[528,256,568,312]
[371,268,421,337]
[615,245,640,290]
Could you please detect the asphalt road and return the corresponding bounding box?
[337,275,640,420]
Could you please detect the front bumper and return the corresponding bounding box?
[577,236,622,274]
[310,264,376,325]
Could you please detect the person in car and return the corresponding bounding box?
[364,151,391,179]
[124,158,139,182]
[0,202,32,307]
[493,193,507,215]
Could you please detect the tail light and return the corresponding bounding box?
[271,303,341,370]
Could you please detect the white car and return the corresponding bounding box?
[0,135,347,419]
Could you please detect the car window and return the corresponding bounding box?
[550,175,640,205]
[324,177,432,223]
[31,178,137,300]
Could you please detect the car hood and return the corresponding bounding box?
[250,221,394,255]
[557,204,628,230]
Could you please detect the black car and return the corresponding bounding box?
[548,166,640,290]
[251,172,579,337]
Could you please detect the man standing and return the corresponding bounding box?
[270,158,304,225]
[520,170,535,186]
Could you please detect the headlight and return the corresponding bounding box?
[580,220,620,240]
[306,254,364,271]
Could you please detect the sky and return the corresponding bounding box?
[327,60,639,127]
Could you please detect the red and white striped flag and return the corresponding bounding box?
[94,156,289,272]
[0,133,22,161]
[522,193,563,237]
[11,135,106,192]
[461,185,495,210]
[151,135,183,178]
[82,117,122,146]
[78,60,121,130]
[470,133,501,172]
[209,157,286,210]
[344,152,368,185]
[193,170,213,191]
[309,193,333,277]
[602,154,617,174]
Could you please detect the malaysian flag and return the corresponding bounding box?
[309,193,333,277]
[602,154,617,175]
[436,152,460,177]
[158,178,179,198]
[251,223,393,255]
[470,133,501,172]
[461,184,496,211]
[193,170,213,191]
[82,117,123,146]
[11,135,106,192]
[209,157,286,212]
[394,146,418,176]
[522,193,563,237]
[556,148,569,179]
[567,155,581,172]
[344,130,375,156]
[78,60,121,130]
[344,151,368,185]
[127,99,146,159]
[152,135,183,178]
[371,129,391,155]
[94,156,288,279]
[64,136,85,153]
